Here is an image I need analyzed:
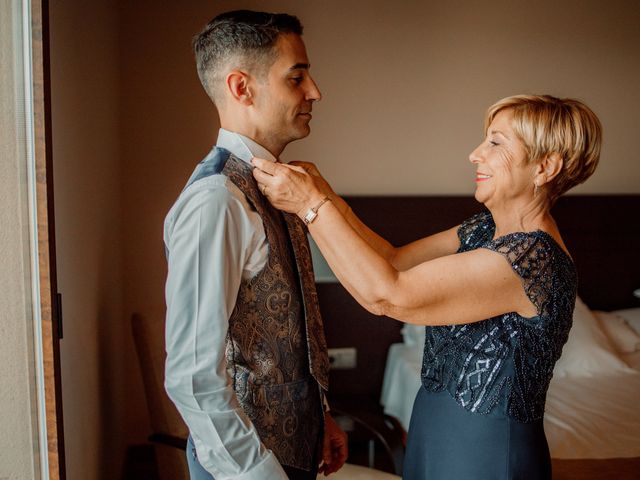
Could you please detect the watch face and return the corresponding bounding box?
[304,210,317,224]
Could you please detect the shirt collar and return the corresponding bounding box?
[216,129,277,164]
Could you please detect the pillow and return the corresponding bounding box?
[401,324,426,349]
[552,297,633,377]
[593,310,640,354]
[612,308,640,336]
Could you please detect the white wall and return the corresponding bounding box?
[0,1,39,478]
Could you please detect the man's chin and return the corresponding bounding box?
[291,125,312,140]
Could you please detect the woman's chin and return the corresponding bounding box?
[475,191,498,211]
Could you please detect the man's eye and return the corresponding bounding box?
[291,77,303,84]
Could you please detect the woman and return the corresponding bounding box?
[252,95,601,479]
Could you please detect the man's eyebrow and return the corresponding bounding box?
[289,63,310,71]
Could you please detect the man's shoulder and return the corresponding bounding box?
[165,170,254,226]
[174,173,246,212]
[164,147,255,230]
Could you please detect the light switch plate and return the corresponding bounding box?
[328,347,357,369]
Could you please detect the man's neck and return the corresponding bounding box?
[217,128,279,164]
[220,120,284,158]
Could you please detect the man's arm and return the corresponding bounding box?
[164,180,287,480]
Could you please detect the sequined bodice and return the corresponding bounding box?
[420,211,577,422]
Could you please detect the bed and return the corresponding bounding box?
[316,195,640,479]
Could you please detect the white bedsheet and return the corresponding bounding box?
[380,341,640,459]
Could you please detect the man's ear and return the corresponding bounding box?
[535,153,563,186]
[226,70,253,105]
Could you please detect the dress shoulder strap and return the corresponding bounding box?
[457,210,494,252]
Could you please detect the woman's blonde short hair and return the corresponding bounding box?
[485,94,602,203]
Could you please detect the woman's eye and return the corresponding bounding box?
[489,141,499,147]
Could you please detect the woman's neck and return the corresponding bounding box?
[488,198,553,239]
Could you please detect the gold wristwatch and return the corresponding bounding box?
[302,196,330,225]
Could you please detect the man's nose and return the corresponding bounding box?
[306,77,322,102]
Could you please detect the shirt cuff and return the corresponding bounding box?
[322,393,331,412]
[224,451,288,480]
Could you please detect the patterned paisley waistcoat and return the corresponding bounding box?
[187,147,330,471]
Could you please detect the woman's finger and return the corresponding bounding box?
[280,163,306,174]
[289,160,314,172]
[289,160,321,177]
[252,166,276,186]
[251,156,278,175]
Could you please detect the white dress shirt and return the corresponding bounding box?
[163,129,286,479]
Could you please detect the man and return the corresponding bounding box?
[163,10,348,480]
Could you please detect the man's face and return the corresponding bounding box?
[249,33,322,155]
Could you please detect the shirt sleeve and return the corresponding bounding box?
[163,179,287,480]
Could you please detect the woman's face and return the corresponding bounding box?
[468,109,536,208]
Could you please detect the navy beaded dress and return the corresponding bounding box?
[403,211,577,480]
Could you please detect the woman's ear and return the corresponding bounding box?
[226,70,253,105]
[535,153,563,186]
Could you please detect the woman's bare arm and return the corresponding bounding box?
[253,159,536,325]
[288,161,460,270]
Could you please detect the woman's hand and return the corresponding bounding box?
[289,160,336,199]
[252,157,327,218]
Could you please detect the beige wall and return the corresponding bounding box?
[0,1,39,478]
[50,0,640,477]
[294,0,640,195]
[50,1,125,479]
[118,0,640,197]
[122,0,640,322]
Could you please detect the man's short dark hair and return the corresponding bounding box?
[193,10,303,105]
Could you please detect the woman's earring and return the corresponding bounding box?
[533,181,539,198]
